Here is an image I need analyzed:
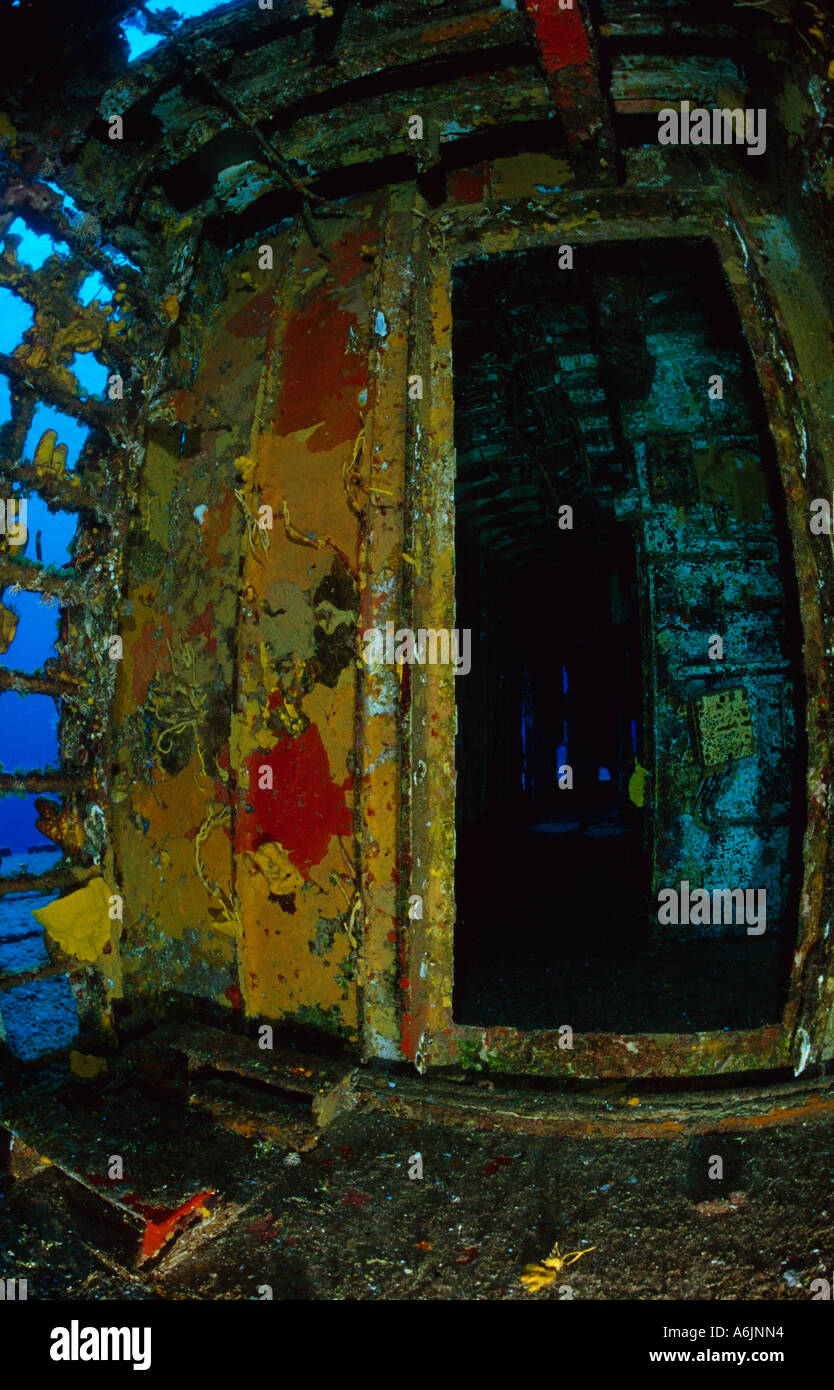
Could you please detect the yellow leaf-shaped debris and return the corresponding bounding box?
[70,1050,108,1079]
[520,1242,596,1291]
[628,761,649,808]
[520,1262,560,1293]
[32,876,114,962]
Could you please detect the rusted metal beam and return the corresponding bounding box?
[150,6,530,169]
[182,56,330,256]
[608,53,745,114]
[0,353,111,435]
[600,19,737,41]
[284,71,554,171]
[0,560,93,604]
[0,180,152,315]
[0,772,89,794]
[0,670,79,697]
[0,866,95,897]
[0,460,112,521]
[522,0,617,186]
[93,0,325,114]
[160,69,555,220]
[356,1067,834,1139]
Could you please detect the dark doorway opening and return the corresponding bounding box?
[451,239,804,1033]
[454,521,650,1030]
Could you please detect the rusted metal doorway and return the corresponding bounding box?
[358,191,832,1080]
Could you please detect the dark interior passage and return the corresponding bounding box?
[454,524,655,1029]
[452,240,803,1033]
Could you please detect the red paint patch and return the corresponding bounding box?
[456,1247,480,1265]
[87,1172,123,1189]
[225,289,274,340]
[400,1009,417,1061]
[329,225,377,287]
[123,1190,214,1260]
[449,167,486,204]
[272,294,366,450]
[525,0,590,72]
[240,723,352,877]
[484,1156,514,1176]
[131,617,171,705]
[168,388,196,423]
[246,1212,279,1240]
[224,985,243,1012]
[187,602,217,653]
[341,1189,373,1208]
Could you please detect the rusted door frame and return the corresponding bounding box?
[358,186,833,1079]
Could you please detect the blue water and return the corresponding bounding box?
[122,19,164,60]
[0,693,60,773]
[13,494,79,567]
[151,0,231,15]
[0,588,60,671]
[122,0,232,61]
[78,271,108,305]
[71,351,108,399]
[43,181,81,220]
[0,288,34,353]
[0,793,62,862]
[100,244,141,273]
[4,217,69,269]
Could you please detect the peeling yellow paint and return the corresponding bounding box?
[33,876,116,963]
[244,841,306,897]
